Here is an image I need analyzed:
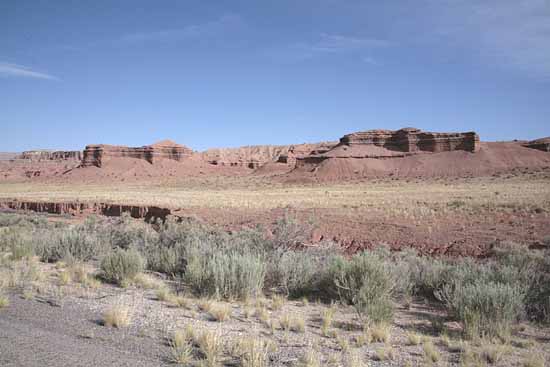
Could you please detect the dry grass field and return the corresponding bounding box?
[2,172,549,257]
[1,173,549,214]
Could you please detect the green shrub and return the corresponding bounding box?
[271,213,316,249]
[329,252,395,324]
[144,245,184,275]
[440,278,524,338]
[275,250,317,297]
[37,227,105,263]
[100,213,159,250]
[0,228,34,260]
[185,248,265,300]
[100,248,145,285]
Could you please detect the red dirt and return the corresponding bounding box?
[168,205,550,257]
[284,142,550,183]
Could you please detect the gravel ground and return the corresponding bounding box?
[0,293,167,366]
[1,261,549,367]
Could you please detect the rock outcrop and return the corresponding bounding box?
[201,142,336,169]
[339,127,480,154]
[297,127,480,166]
[524,137,550,152]
[82,140,193,167]
[18,150,82,161]
[0,200,171,222]
[0,152,17,161]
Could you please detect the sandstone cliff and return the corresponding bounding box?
[297,127,479,166]
[18,150,82,161]
[81,140,193,167]
[200,142,336,169]
[524,137,550,152]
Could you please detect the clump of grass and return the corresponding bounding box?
[278,313,304,333]
[255,306,269,323]
[343,351,364,367]
[271,294,286,311]
[296,348,321,367]
[422,340,440,364]
[198,298,214,313]
[354,333,369,347]
[279,313,291,331]
[69,263,100,288]
[336,335,350,352]
[514,338,536,349]
[243,306,253,319]
[407,331,421,346]
[170,295,191,309]
[237,337,269,367]
[100,249,144,286]
[369,323,390,343]
[22,288,34,300]
[321,307,335,337]
[479,340,511,365]
[440,332,451,348]
[0,293,9,309]
[170,332,194,365]
[196,330,222,367]
[58,270,71,285]
[156,287,172,302]
[208,303,232,322]
[522,353,546,367]
[374,345,394,361]
[291,315,306,333]
[102,305,131,328]
[327,353,340,366]
[133,273,162,290]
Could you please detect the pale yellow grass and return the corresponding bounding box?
[0,176,548,214]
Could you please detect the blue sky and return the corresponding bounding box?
[1,0,549,151]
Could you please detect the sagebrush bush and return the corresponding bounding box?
[275,250,317,297]
[440,279,524,338]
[99,213,159,250]
[271,213,316,249]
[100,248,144,285]
[492,242,550,323]
[329,252,395,324]
[0,228,34,260]
[38,227,105,263]
[185,247,266,300]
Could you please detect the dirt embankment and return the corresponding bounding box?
[0,200,170,222]
[3,197,549,258]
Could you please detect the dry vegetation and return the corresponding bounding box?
[0,205,549,366]
[0,174,549,214]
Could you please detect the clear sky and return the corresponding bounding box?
[1,0,549,152]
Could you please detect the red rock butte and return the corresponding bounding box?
[524,137,550,152]
[81,140,194,167]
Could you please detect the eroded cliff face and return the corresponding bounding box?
[339,128,480,153]
[524,137,550,152]
[0,200,171,221]
[81,140,193,167]
[200,142,336,169]
[297,127,480,166]
[18,150,82,161]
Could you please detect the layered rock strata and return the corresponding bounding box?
[82,140,193,167]
[297,127,480,166]
[524,137,550,152]
[201,142,336,169]
[19,150,82,161]
[0,200,171,221]
[339,128,480,153]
